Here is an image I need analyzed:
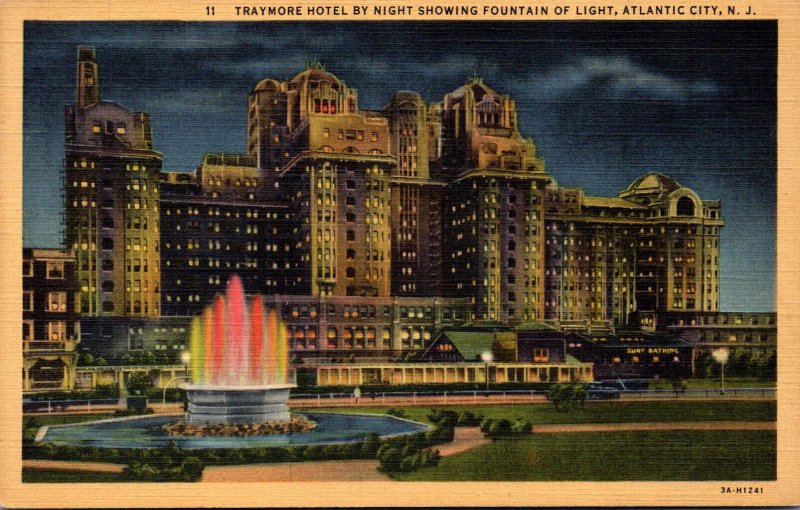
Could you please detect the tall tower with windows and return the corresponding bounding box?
[384,91,444,297]
[64,47,162,317]
[438,78,552,323]
[249,65,394,297]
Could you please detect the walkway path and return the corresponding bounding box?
[22,459,126,473]
[201,427,489,482]
[535,421,775,433]
[201,459,388,482]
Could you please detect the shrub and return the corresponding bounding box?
[486,419,513,439]
[670,378,689,393]
[304,445,325,461]
[361,433,380,457]
[457,410,483,427]
[386,408,409,419]
[419,448,441,468]
[223,449,246,464]
[401,444,419,458]
[180,456,204,480]
[376,442,396,460]
[126,372,154,395]
[424,426,454,445]
[427,409,459,427]
[511,419,533,435]
[547,383,587,412]
[400,455,419,472]
[124,462,160,480]
[377,447,403,472]
[322,444,343,460]
[479,418,532,439]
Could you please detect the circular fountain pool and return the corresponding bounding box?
[37,413,429,449]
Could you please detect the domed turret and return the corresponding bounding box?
[620,172,702,217]
[621,172,682,198]
[289,66,343,89]
[252,78,283,93]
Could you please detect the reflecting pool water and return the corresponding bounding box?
[38,413,429,449]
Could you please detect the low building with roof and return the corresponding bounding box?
[310,326,592,386]
[566,330,693,380]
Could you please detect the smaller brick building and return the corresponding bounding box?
[23,249,80,392]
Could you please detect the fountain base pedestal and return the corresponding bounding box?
[183,384,296,424]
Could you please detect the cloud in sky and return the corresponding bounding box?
[521,56,720,101]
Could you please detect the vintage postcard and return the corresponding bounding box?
[1,0,798,507]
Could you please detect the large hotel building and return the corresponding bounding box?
[40,45,769,389]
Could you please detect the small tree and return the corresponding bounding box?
[126,372,154,395]
[670,377,688,394]
[547,383,586,412]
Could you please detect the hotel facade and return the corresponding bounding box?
[34,46,769,391]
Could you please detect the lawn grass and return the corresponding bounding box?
[305,400,776,425]
[24,413,116,427]
[396,430,776,481]
[23,413,116,442]
[22,468,134,483]
[649,377,775,390]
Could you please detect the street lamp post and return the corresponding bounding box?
[480,351,494,392]
[181,351,191,377]
[711,347,729,395]
[163,352,191,404]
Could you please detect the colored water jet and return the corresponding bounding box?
[186,274,290,387]
[183,275,294,424]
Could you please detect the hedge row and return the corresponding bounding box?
[479,417,533,439]
[23,424,456,475]
[427,409,483,427]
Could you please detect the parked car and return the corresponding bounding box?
[596,379,648,391]
[586,382,621,400]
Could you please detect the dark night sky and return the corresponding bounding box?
[22,21,776,311]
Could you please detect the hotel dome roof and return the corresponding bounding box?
[290,67,343,86]
[623,172,682,196]
[252,78,282,92]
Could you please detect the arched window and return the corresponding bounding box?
[677,196,695,216]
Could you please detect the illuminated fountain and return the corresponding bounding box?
[36,275,432,447]
[183,275,295,424]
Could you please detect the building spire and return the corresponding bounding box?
[468,66,483,84]
[76,46,100,107]
[304,59,325,71]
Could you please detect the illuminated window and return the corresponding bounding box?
[533,348,549,362]
[47,321,67,341]
[45,291,67,312]
[46,262,64,279]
